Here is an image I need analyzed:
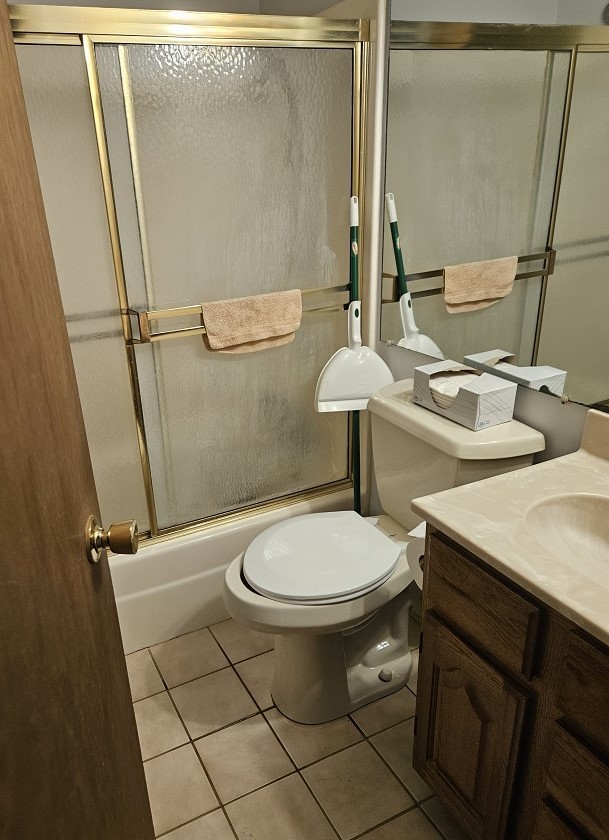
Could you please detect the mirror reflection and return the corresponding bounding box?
[382,25,609,408]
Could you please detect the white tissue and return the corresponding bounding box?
[406,522,426,589]
[429,372,479,409]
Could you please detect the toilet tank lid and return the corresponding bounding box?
[368,380,545,460]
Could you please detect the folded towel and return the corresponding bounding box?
[443,256,517,314]
[201,289,302,354]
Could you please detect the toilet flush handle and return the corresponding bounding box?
[85,515,139,563]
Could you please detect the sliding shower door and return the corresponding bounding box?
[537,51,609,405]
[384,47,569,363]
[95,42,353,530]
[16,11,362,537]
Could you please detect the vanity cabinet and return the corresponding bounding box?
[414,529,609,840]
[413,613,526,839]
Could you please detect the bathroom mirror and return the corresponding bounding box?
[382,22,609,410]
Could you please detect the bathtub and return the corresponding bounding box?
[110,488,352,653]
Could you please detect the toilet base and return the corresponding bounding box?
[271,587,413,724]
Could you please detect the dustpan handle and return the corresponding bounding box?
[349,196,361,516]
[385,193,408,298]
[350,196,359,301]
[348,301,362,349]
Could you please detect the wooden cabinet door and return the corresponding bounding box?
[0,2,154,837]
[413,613,527,840]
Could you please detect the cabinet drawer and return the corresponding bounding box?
[426,533,540,678]
[545,725,609,840]
[557,632,609,757]
[533,802,586,840]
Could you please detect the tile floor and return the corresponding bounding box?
[126,617,470,840]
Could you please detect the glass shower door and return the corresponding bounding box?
[96,42,354,530]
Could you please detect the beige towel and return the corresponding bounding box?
[201,289,302,353]
[443,256,517,314]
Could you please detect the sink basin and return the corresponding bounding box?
[526,493,609,568]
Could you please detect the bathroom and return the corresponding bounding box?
[2,0,609,837]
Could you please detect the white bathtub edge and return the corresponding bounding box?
[110,489,352,653]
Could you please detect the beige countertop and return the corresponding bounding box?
[412,409,609,647]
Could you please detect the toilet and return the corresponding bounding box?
[223,379,545,724]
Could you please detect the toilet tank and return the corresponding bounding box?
[368,380,545,531]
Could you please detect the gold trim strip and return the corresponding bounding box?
[390,20,609,48]
[118,46,155,307]
[577,44,609,52]
[10,5,368,42]
[83,34,160,534]
[88,35,358,49]
[13,32,80,45]
[532,47,579,363]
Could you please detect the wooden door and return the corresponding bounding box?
[0,2,154,838]
[413,613,527,840]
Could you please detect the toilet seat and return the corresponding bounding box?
[243,511,401,605]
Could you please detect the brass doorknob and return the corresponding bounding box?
[86,515,139,563]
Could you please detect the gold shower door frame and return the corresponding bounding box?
[11,6,370,540]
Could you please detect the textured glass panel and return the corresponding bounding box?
[537,53,609,405]
[97,45,352,527]
[382,49,569,362]
[17,45,149,530]
[138,313,347,527]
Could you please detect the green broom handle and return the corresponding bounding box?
[386,193,408,298]
[350,196,361,515]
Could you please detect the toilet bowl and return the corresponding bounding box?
[224,379,545,724]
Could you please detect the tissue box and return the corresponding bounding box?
[463,349,566,396]
[413,360,517,431]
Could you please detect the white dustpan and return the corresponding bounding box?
[386,193,444,360]
[397,293,444,358]
[315,300,394,412]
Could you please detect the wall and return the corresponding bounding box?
[390,0,559,23]
[557,0,607,24]
[260,0,331,11]
[391,0,609,24]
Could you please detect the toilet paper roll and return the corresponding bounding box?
[406,522,426,589]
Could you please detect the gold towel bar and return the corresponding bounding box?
[126,283,350,344]
[381,249,556,303]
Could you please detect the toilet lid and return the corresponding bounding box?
[243,511,401,604]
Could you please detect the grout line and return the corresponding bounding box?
[138,627,430,840]
[297,771,343,840]
[248,705,298,771]
[146,645,170,691]
[349,803,421,840]
[164,663,232,692]
[154,807,229,839]
[296,738,418,839]
[366,728,420,803]
[212,768,299,809]
[231,660,271,714]
[283,735,366,773]
[165,688,242,840]
[348,709,416,739]
[207,620,275,667]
